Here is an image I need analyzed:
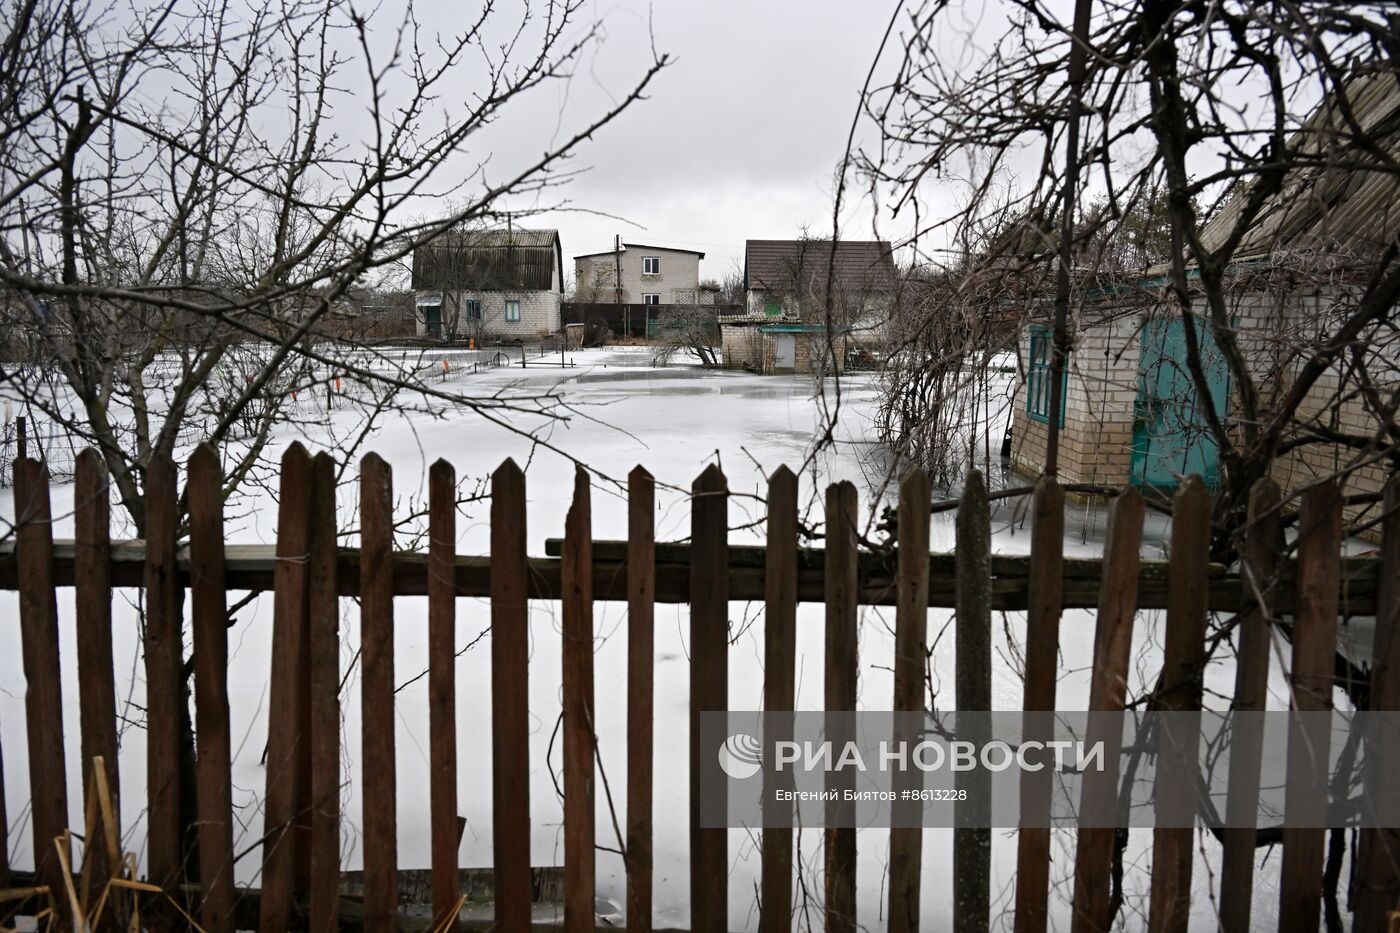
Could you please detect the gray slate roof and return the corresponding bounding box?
[1198,70,1400,262]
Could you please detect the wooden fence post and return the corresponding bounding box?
[1355,475,1400,930]
[626,466,655,933]
[308,452,341,932]
[359,453,398,931]
[1278,481,1342,933]
[14,457,70,924]
[492,459,531,933]
[1069,488,1145,933]
[1014,477,1063,933]
[889,467,930,933]
[1219,478,1281,933]
[563,467,596,933]
[260,442,313,931]
[74,448,119,889]
[825,480,858,933]
[428,458,460,933]
[188,444,235,933]
[144,452,182,909]
[955,469,992,933]
[0,739,8,890]
[760,467,798,933]
[1147,476,1210,933]
[691,464,728,933]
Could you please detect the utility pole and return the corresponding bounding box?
[615,233,626,336]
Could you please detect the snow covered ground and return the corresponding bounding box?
[0,346,1301,929]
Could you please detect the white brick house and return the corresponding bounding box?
[412,229,564,340]
[573,243,706,305]
[1009,71,1399,536]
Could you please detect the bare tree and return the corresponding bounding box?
[856,3,1399,927]
[858,0,1399,551]
[652,304,720,367]
[0,0,667,892]
[0,0,667,534]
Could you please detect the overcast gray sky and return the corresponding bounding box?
[412,0,916,285]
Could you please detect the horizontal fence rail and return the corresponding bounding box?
[0,444,1396,933]
[0,540,1386,614]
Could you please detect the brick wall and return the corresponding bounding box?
[1010,315,1140,489]
[1010,287,1396,536]
[417,290,561,339]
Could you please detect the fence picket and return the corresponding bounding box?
[691,464,729,933]
[0,738,7,890]
[492,459,531,933]
[359,453,398,931]
[1355,475,1400,930]
[188,445,235,933]
[144,453,182,913]
[1014,477,1064,933]
[627,466,655,933]
[563,467,596,933]
[1147,477,1211,933]
[955,469,992,933]
[1069,487,1145,933]
[1278,481,1343,933]
[73,447,119,894]
[260,443,314,931]
[760,467,798,933]
[428,458,460,932]
[14,457,70,922]
[308,453,342,931]
[889,468,931,933]
[0,449,1389,933]
[825,480,858,933]
[1219,478,1282,933]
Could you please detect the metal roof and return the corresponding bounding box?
[744,239,896,294]
[412,229,562,293]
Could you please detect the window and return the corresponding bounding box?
[1026,326,1066,425]
[465,298,481,321]
[642,256,660,275]
[764,302,782,318]
[643,293,661,305]
[505,299,522,322]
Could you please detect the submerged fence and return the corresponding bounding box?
[0,446,1396,932]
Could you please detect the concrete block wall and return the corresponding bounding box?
[576,247,701,304]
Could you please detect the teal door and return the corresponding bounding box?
[1129,317,1229,489]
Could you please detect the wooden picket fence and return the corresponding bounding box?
[0,444,1396,933]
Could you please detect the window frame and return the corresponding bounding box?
[1026,325,1066,426]
[642,293,661,305]
[465,298,482,321]
[505,299,522,322]
[642,256,660,275]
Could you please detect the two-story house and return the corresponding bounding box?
[412,228,564,340]
[573,243,707,305]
